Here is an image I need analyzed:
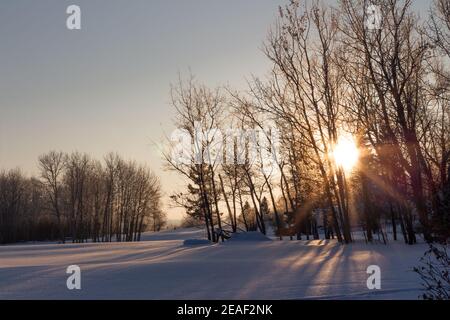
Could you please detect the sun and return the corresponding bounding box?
[331,134,360,172]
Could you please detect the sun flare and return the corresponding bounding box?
[331,134,360,172]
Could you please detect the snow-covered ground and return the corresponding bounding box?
[0,227,427,299]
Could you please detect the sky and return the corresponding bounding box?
[0,0,289,221]
[0,0,430,221]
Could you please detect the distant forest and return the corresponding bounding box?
[0,152,165,244]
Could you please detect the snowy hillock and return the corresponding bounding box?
[226,231,272,242]
[183,239,211,246]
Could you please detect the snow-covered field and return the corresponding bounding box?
[0,228,427,299]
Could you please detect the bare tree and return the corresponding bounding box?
[38,151,66,243]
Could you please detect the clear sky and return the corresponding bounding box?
[0,0,289,221]
[0,0,430,221]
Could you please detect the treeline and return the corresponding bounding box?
[167,0,450,244]
[0,151,165,244]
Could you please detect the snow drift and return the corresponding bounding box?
[183,239,211,246]
[226,231,272,243]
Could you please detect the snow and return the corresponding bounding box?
[226,231,272,243]
[0,228,428,299]
[183,239,211,246]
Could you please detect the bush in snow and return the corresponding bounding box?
[414,244,450,300]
